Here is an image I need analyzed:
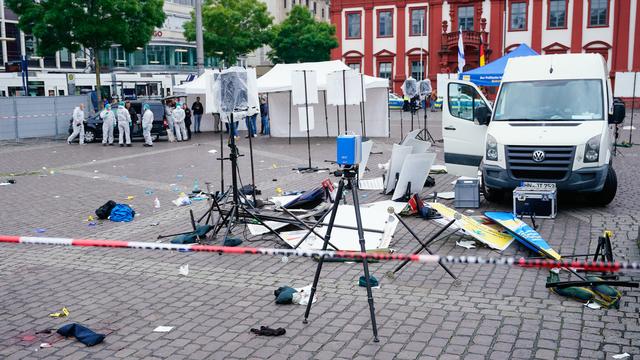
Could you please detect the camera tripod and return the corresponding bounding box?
[302,165,380,342]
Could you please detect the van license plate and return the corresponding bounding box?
[522,182,557,190]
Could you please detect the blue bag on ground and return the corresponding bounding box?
[57,323,105,346]
[109,204,135,222]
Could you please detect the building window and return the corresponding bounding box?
[322,8,325,18]
[348,62,361,72]
[589,0,608,27]
[59,48,72,68]
[377,10,393,37]
[5,23,22,62]
[313,2,317,14]
[458,6,474,31]
[548,0,567,29]
[411,60,424,80]
[378,62,392,79]
[306,0,309,7]
[510,2,527,31]
[283,0,286,8]
[346,12,361,39]
[410,8,426,36]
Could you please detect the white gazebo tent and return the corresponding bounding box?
[257,60,390,138]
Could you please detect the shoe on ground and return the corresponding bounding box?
[108,143,114,146]
[126,144,132,147]
[103,144,107,146]
[120,144,124,147]
[67,141,71,144]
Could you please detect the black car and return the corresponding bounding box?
[68,101,166,143]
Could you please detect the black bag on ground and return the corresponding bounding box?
[95,200,117,220]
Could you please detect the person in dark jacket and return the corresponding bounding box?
[259,94,270,136]
[125,101,138,133]
[191,97,204,133]
[183,103,192,140]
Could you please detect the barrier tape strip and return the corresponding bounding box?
[0,235,638,273]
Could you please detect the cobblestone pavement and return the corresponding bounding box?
[1,110,639,359]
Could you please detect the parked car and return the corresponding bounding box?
[388,93,404,110]
[68,101,166,143]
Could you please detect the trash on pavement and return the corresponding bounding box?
[612,353,630,359]
[179,264,189,276]
[153,326,174,333]
[109,204,136,222]
[456,240,477,249]
[359,276,380,288]
[39,342,53,348]
[154,197,161,208]
[34,228,46,233]
[48,307,70,318]
[172,193,191,207]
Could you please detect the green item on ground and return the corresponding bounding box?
[274,286,296,304]
[547,271,622,309]
[170,224,213,244]
[359,275,379,287]
[223,237,242,247]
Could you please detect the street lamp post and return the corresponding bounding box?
[195,0,205,75]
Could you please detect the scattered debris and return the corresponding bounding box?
[34,228,46,234]
[612,353,630,359]
[358,177,384,190]
[359,276,380,288]
[39,343,52,348]
[57,323,105,346]
[153,326,174,333]
[154,197,161,208]
[0,179,16,186]
[144,189,154,196]
[250,326,286,336]
[429,164,448,174]
[585,301,601,309]
[176,174,184,181]
[179,264,189,276]
[172,193,191,207]
[429,191,455,200]
[150,222,160,226]
[456,240,477,249]
[207,149,218,154]
[48,307,69,318]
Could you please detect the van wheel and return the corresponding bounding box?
[593,167,617,206]
[481,174,504,202]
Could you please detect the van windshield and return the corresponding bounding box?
[493,79,604,121]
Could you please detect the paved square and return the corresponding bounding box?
[1,111,639,359]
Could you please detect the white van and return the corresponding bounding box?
[442,54,625,205]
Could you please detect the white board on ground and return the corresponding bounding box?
[298,106,315,131]
[359,140,374,179]
[403,138,431,154]
[384,144,413,194]
[320,204,399,251]
[359,177,384,190]
[392,153,437,200]
[401,129,422,145]
[291,70,319,105]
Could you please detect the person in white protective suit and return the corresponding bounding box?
[165,99,175,134]
[67,103,85,144]
[100,104,116,146]
[172,102,187,142]
[142,103,154,147]
[116,101,132,147]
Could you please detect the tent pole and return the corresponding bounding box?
[343,70,348,133]
[324,90,329,137]
[336,104,341,135]
[360,74,367,138]
[387,90,391,138]
[288,90,292,144]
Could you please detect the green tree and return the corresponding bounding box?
[7,0,165,107]
[184,0,273,67]
[269,6,338,63]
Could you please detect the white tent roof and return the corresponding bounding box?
[173,69,219,95]
[257,60,388,93]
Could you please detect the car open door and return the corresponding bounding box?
[442,80,492,177]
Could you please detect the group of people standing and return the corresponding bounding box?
[164,96,206,141]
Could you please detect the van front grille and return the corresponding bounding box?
[506,145,575,181]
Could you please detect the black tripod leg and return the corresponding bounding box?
[292,208,331,249]
[350,178,379,342]
[281,207,340,251]
[303,179,345,324]
[392,218,457,278]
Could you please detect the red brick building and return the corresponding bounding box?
[329,0,640,93]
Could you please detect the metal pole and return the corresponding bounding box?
[195,0,205,76]
[629,72,637,144]
[323,90,329,137]
[342,70,348,132]
[13,96,18,142]
[288,90,292,144]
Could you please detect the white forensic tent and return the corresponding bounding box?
[172,69,249,131]
[257,60,390,138]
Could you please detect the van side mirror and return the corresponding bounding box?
[474,106,491,125]
[610,98,625,125]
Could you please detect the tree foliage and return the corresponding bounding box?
[6,0,165,55]
[269,6,338,64]
[7,0,165,107]
[184,0,273,66]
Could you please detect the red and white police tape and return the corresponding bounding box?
[0,235,637,273]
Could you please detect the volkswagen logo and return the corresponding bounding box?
[532,150,546,162]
